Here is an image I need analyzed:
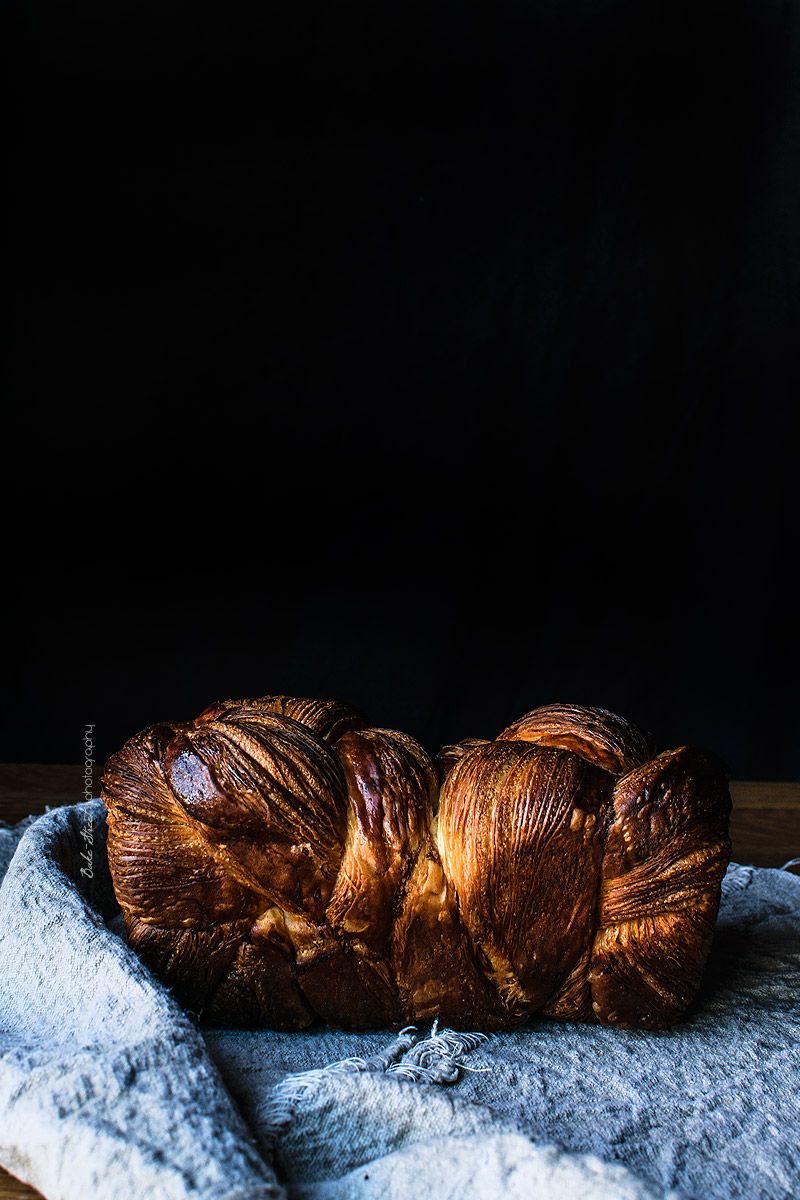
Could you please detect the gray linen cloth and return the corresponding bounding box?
[1,801,798,1200]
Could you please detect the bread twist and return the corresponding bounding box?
[102,697,731,1031]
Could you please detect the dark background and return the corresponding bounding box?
[6,1,799,779]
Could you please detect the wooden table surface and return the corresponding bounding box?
[1,764,798,1200]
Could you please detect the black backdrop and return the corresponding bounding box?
[6,1,799,779]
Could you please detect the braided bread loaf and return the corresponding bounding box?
[102,697,731,1031]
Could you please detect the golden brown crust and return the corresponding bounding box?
[496,702,657,775]
[102,698,731,1031]
[198,696,369,744]
[434,738,491,786]
[438,740,612,1017]
[589,745,732,1028]
[104,727,265,928]
[293,727,439,1028]
[391,837,511,1028]
[327,729,435,949]
[104,703,353,1026]
[203,936,315,1030]
[160,709,348,916]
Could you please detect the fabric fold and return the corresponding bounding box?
[0,802,284,1200]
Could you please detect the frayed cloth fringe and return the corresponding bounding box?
[384,1022,490,1084]
[255,1021,489,1148]
[721,863,754,894]
[720,859,800,896]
